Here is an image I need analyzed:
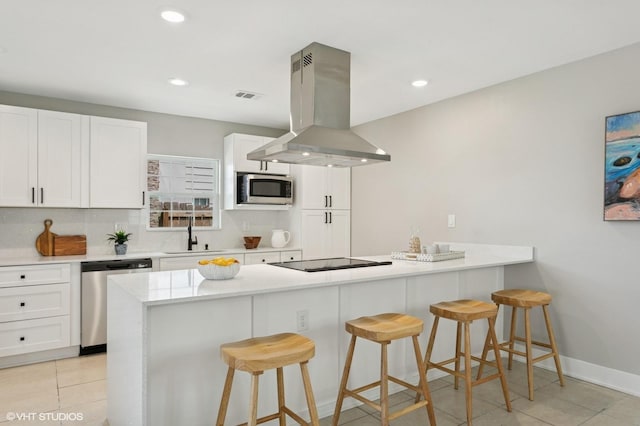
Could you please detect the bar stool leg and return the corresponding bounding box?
[216,367,235,426]
[412,335,436,425]
[507,305,517,370]
[276,367,286,425]
[416,316,439,404]
[333,335,357,426]
[524,308,535,400]
[300,361,320,425]
[489,316,511,412]
[475,325,492,381]
[542,305,565,387]
[463,322,473,425]
[248,372,262,426]
[380,341,390,426]
[455,322,462,390]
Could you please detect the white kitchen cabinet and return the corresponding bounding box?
[294,165,350,210]
[89,116,147,208]
[244,251,280,265]
[223,133,290,210]
[0,263,71,358]
[301,210,350,260]
[0,105,87,207]
[279,250,302,262]
[224,133,289,175]
[158,253,245,272]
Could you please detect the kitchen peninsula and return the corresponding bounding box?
[107,243,533,425]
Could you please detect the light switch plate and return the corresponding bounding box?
[448,214,456,228]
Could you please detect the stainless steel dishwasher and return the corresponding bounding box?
[80,258,152,355]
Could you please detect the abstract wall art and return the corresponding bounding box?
[604,110,640,220]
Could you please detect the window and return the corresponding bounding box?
[146,154,220,230]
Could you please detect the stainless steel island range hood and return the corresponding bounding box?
[247,42,390,167]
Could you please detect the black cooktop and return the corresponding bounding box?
[269,257,392,272]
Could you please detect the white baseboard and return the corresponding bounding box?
[511,343,640,398]
[0,346,79,369]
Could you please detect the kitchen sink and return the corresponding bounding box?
[164,250,226,255]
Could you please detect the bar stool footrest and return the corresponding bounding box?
[344,375,431,419]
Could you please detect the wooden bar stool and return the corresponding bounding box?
[333,313,436,426]
[477,289,564,401]
[216,332,320,426]
[420,299,511,425]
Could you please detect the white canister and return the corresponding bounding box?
[271,229,291,248]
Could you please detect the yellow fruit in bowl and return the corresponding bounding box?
[197,258,241,280]
[198,259,209,265]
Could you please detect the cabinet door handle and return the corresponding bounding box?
[19,302,25,307]
[265,161,268,171]
[329,195,332,207]
[20,274,26,280]
[261,259,266,263]
[324,212,328,224]
[40,188,44,204]
[19,336,25,342]
[329,211,332,224]
[142,191,145,206]
[31,187,35,204]
[324,195,328,208]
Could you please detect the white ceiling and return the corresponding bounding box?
[3,1,640,129]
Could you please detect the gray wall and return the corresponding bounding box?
[0,91,288,255]
[351,43,640,376]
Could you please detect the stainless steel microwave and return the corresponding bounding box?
[237,173,293,205]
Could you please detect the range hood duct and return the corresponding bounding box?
[247,42,390,167]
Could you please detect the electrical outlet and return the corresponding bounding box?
[448,214,456,228]
[296,310,309,331]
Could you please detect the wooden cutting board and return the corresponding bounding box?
[35,219,56,256]
[53,235,87,256]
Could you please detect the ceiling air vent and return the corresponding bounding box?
[233,90,263,100]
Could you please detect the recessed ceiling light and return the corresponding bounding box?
[411,79,429,88]
[161,9,186,23]
[168,78,188,86]
[327,164,334,168]
[271,159,279,163]
[302,152,310,156]
[361,158,368,163]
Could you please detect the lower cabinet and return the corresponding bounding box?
[0,263,72,358]
[0,316,70,357]
[158,250,302,271]
[301,210,350,260]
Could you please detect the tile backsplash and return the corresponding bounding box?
[0,208,290,257]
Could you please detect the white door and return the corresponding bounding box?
[299,166,328,209]
[327,209,351,258]
[0,105,37,207]
[327,167,351,209]
[301,210,329,260]
[37,110,84,207]
[89,116,147,208]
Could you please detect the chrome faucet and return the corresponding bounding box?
[187,217,198,251]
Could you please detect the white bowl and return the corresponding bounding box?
[197,262,240,280]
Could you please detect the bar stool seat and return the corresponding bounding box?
[216,332,319,426]
[421,299,511,425]
[333,313,436,426]
[478,289,564,401]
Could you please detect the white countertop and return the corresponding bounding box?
[0,246,301,267]
[110,244,534,306]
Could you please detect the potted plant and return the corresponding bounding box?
[107,230,132,255]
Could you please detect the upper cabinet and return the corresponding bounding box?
[223,133,290,210]
[0,106,87,207]
[89,117,147,208]
[293,165,351,210]
[224,133,289,175]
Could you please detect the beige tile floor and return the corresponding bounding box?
[1,354,638,425]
